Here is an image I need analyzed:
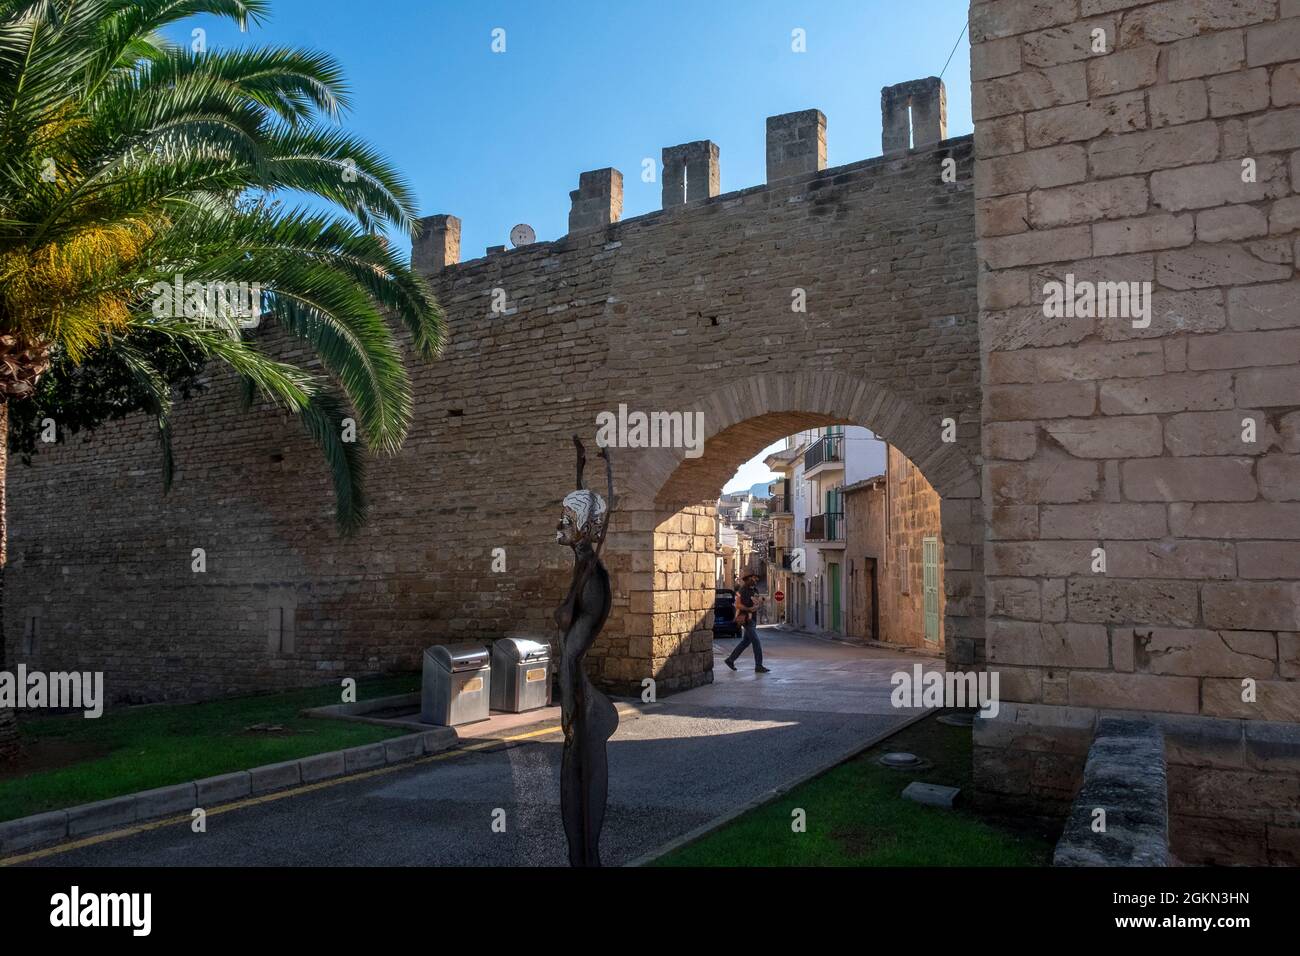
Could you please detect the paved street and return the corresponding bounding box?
[26,630,929,867]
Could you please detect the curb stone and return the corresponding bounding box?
[250,760,302,795]
[299,750,346,783]
[67,795,137,838]
[342,743,386,773]
[0,810,68,855]
[196,771,251,805]
[0,726,460,858]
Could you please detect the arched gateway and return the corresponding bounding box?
[6,79,981,702]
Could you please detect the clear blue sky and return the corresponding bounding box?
[173,0,971,258]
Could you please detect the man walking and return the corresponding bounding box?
[724,571,771,673]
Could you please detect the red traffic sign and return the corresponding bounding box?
[774,590,785,602]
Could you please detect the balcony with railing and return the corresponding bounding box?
[769,494,791,516]
[803,434,844,477]
[804,511,844,543]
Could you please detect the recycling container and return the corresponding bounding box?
[421,642,491,726]
[489,638,552,713]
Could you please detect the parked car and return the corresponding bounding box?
[712,588,739,639]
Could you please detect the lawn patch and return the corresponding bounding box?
[653,713,1056,867]
[0,674,419,823]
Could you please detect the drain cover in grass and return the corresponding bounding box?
[937,712,976,727]
[879,751,921,767]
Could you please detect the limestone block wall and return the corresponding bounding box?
[843,447,946,650]
[969,0,1300,864]
[885,446,946,650]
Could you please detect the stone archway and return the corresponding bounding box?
[597,370,984,696]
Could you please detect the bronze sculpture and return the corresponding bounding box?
[554,436,619,866]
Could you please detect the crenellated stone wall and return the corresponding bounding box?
[5,86,982,705]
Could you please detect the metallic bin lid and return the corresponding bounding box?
[424,642,491,671]
[491,637,551,663]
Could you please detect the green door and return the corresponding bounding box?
[829,562,842,633]
[923,536,939,643]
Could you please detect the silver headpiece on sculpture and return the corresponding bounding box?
[560,488,608,542]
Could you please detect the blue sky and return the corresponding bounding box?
[173,0,971,258]
[171,0,971,494]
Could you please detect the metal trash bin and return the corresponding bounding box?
[421,643,491,726]
[489,638,552,713]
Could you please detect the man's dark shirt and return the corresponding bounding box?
[736,585,759,620]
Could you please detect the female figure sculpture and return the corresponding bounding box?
[554,436,620,867]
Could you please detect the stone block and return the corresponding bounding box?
[134,782,197,820]
[0,810,68,854]
[299,751,346,783]
[343,743,387,773]
[249,760,302,795]
[195,772,251,806]
[67,796,137,837]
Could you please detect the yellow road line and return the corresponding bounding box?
[0,722,567,867]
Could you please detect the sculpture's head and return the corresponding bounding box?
[557,488,608,548]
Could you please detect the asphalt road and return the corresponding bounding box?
[25,631,928,867]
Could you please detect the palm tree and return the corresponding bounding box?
[0,0,445,761]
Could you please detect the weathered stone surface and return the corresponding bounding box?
[1088,45,1159,95]
[1042,416,1163,458]
[67,796,136,837]
[1203,582,1300,631]
[1197,204,1269,242]
[1070,673,1199,714]
[1207,67,1271,116]
[1093,212,1194,255]
[1099,371,1233,414]
[1149,79,1209,128]
[1203,677,1300,721]
[1165,409,1276,456]
[1025,92,1146,147]
[134,783,197,819]
[1089,122,1219,177]
[1246,17,1300,67]
[1121,457,1257,501]
[987,621,1110,668]
[1104,541,1236,580]
[1171,501,1300,538]
[195,772,251,806]
[1149,156,1289,211]
[383,734,424,764]
[1027,177,1148,228]
[299,751,345,783]
[1068,578,1201,627]
[1167,30,1245,81]
[1053,718,1169,866]
[342,743,387,773]
[0,810,68,854]
[249,760,302,794]
[1039,502,1167,539]
[976,145,1088,196]
[988,460,1101,503]
[1156,245,1292,289]
[1134,628,1275,677]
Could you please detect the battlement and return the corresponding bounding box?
[413,76,950,272]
